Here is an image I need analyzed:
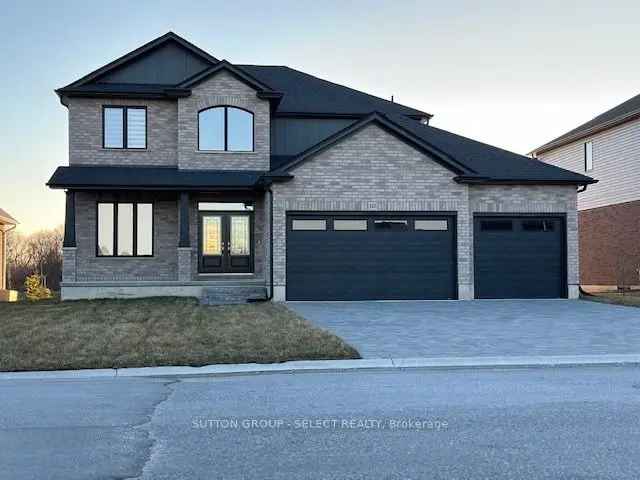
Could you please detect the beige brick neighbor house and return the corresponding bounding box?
[48,32,594,302]
[0,208,18,302]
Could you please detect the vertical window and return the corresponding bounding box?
[584,141,593,171]
[227,108,253,151]
[198,106,253,152]
[103,108,124,148]
[117,203,134,256]
[103,106,146,149]
[97,203,153,256]
[136,203,153,256]
[198,107,225,151]
[126,108,147,148]
[97,203,114,256]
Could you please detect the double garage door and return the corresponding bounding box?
[286,213,566,301]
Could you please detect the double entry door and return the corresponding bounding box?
[199,212,252,273]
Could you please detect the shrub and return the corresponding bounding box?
[24,274,52,301]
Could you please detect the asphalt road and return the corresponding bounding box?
[2,366,640,479]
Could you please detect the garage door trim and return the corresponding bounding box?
[473,212,568,299]
[286,211,458,301]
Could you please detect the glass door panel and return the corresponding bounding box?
[230,216,250,255]
[202,216,222,255]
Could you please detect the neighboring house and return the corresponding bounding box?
[532,93,640,290]
[0,208,18,301]
[47,32,594,302]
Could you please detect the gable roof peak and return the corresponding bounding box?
[178,59,277,93]
[58,31,219,92]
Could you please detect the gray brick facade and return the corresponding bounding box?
[61,84,579,301]
[177,71,270,171]
[72,192,179,281]
[270,124,580,301]
[67,97,178,166]
[468,185,579,296]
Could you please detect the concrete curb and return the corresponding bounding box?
[2,354,640,380]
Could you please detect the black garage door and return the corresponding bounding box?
[286,213,457,301]
[474,216,566,299]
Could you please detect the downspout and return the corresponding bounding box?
[576,183,589,296]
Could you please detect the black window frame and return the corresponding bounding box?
[96,202,154,257]
[102,105,148,150]
[197,105,255,152]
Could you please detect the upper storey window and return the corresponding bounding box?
[584,141,593,171]
[103,106,147,149]
[198,106,254,152]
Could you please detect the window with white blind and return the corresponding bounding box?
[103,106,147,149]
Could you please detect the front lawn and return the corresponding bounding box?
[0,297,359,372]
[582,291,640,308]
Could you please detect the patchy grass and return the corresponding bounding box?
[0,297,360,372]
[581,291,640,308]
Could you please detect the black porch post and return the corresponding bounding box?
[179,192,190,248]
[63,190,76,247]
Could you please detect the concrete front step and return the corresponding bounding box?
[200,286,268,305]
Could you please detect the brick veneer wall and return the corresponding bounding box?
[72,192,179,281]
[67,192,269,283]
[67,97,178,166]
[186,195,268,281]
[177,71,270,171]
[579,200,640,286]
[469,185,580,293]
[271,124,473,299]
[271,124,580,301]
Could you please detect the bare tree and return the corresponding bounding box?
[6,226,63,291]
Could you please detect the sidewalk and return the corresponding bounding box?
[3,353,640,380]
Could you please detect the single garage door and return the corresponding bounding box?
[474,215,566,299]
[286,213,456,301]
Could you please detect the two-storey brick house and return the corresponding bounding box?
[532,93,640,290]
[48,32,594,302]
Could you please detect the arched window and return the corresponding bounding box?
[198,106,254,152]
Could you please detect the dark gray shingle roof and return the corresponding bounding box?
[47,166,267,190]
[390,114,595,184]
[239,65,430,118]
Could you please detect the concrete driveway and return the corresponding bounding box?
[287,300,640,359]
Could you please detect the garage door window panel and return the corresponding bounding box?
[415,219,448,231]
[374,220,409,232]
[522,219,555,232]
[480,220,513,231]
[333,219,368,231]
[292,219,327,231]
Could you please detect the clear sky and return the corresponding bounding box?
[1,0,638,233]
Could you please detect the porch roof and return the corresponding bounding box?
[47,166,284,191]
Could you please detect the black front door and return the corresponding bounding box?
[199,213,252,273]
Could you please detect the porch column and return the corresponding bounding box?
[61,190,78,287]
[179,192,190,248]
[177,192,192,282]
[63,191,76,248]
